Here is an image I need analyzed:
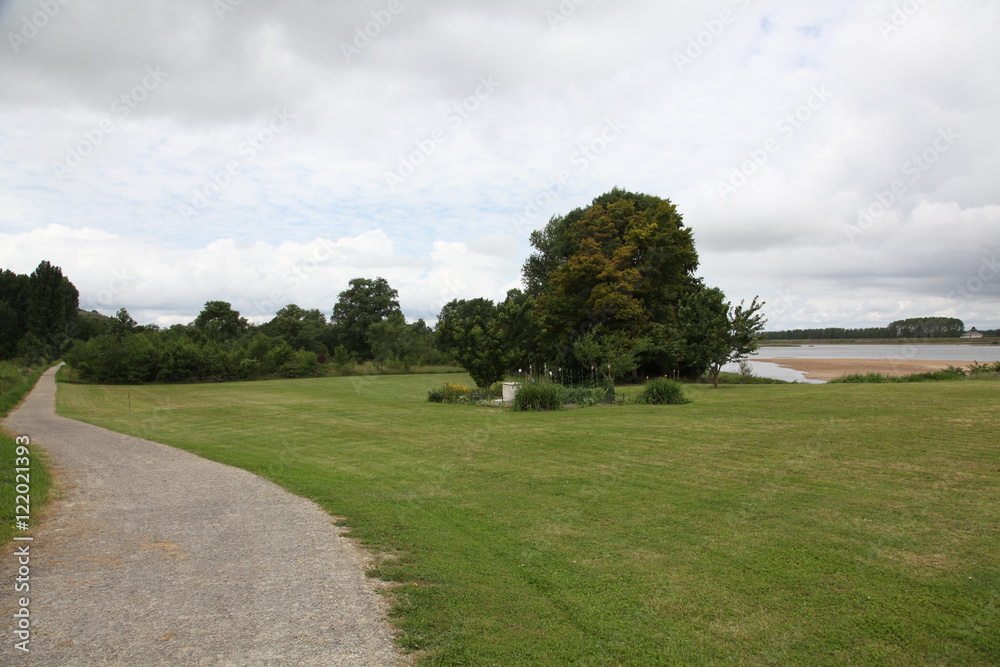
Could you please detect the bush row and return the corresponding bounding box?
[829,362,1000,384]
[427,382,503,404]
[428,378,691,411]
[65,332,321,384]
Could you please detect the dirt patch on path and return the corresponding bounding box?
[767,358,969,381]
[2,366,402,666]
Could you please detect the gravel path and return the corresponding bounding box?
[1,367,401,666]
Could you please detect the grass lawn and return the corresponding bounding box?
[56,372,999,665]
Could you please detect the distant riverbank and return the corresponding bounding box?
[728,344,1000,382]
[761,338,999,346]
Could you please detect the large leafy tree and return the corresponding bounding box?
[524,189,699,376]
[497,289,543,373]
[367,314,434,370]
[194,301,249,343]
[330,277,401,360]
[436,298,513,389]
[573,328,649,381]
[259,304,329,354]
[676,283,766,387]
[436,298,496,360]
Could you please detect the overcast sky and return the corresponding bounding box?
[1,0,997,330]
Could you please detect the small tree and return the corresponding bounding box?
[678,284,766,387]
[436,298,513,389]
[573,328,648,382]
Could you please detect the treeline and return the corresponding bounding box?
[65,289,454,384]
[24,189,772,387]
[0,261,94,362]
[766,317,968,340]
[764,327,894,340]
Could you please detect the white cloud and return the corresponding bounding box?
[1,0,998,330]
[0,225,523,325]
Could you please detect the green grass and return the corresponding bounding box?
[56,373,999,665]
[1,362,55,546]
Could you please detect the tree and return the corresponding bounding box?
[573,328,649,382]
[259,304,329,354]
[0,270,30,353]
[107,308,138,341]
[436,298,513,389]
[677,284,766,387]
[194,301,249,343]
[0,300,20,359]
[367,314,434,370]
[887,317,964,338]
[435,298,496,360]
[23,261,79,358]
[497,289,543,373]
[330,278,401,360]
[75,310,112,341]
[523,189,699,375]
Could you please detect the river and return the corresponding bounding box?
[722,344,1000,383]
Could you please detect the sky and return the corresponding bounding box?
[1,0,997,330]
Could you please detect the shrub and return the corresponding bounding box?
[0,362,45,417]
[468,382,503,403]
[512,381,564,412]
[280,349,322,378]
[710,372,789,385]
[562,385,611,407]
[329,345,358,373]
[832,373,891,384]
[156,339,208,382]
[967,361,1000,377]
[428,383,473,403]
[638,378,691,405]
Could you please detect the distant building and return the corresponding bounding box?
[961,329,984,339]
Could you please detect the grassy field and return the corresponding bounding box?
[56,372,999,665]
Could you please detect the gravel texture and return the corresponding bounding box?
[2,367,402,666]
